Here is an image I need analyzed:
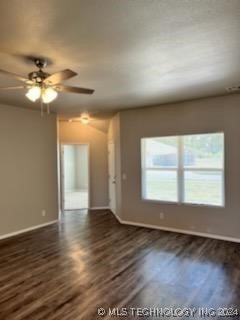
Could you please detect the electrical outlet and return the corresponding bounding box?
[159,212,165,220]
[226,85,240,93]
[41,210,46,217]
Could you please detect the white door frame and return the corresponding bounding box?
[60,143,90,211]
[108,141,117,215]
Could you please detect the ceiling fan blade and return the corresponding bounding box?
[0,69,29,82]
[55,84,94,95]
[44,69,77,85]
[0,86,25,90]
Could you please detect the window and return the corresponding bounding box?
[141,132,224,207]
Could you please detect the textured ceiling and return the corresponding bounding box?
[0,0,240,116]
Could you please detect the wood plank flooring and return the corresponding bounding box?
[0,210,240,320]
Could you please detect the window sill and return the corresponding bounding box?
[141,198,225,209]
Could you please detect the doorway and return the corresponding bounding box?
[61,144,89,210]
[108,142,116,214]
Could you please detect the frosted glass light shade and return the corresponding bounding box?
[42,87,58,104]
[25,86,41,102]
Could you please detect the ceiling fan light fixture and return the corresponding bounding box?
[42,87,58,104]
[0,58,94,116]
[25,86,41,102]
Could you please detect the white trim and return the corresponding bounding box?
[144,168,223,172]
[113,212,122,223]
[144,167,178,171]
[90,206,110,210]
[109,209,120,219]
[114,215,240,243]
[178,136,184,203]
[108,141,117,215]
[0,220,58,241]
[56,119,61,221]
[58,210,63,220]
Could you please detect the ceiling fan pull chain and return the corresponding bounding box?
[47,103,50,115]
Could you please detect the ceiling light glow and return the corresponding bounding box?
[25,86,41,102]
[80,113,90,125]
[42,87,58,104]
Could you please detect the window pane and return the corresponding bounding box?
[183,133,224,168]
[144,136,178,168]
[144,170,178,202]
[184,171,223,206]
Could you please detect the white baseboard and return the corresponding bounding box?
[90,207,110,210]
[113,212,122,223]
[0,220,58,241]
[115,215,240,243]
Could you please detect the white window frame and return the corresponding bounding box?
[141,132,225,208]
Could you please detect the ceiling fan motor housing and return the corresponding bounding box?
[28,70,49,84]
[27,58,49,84]
[34,58,47,69]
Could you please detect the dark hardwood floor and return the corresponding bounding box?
[0,210,240,320]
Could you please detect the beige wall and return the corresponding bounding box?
[0,104,58,237]
[118,94,240,239]
[59,121,108,208]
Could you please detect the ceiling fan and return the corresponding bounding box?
[0,58,94,109]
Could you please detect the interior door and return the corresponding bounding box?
[108,142,116,214]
